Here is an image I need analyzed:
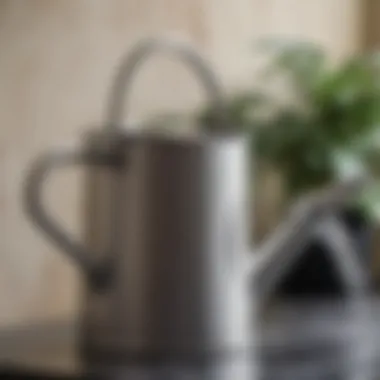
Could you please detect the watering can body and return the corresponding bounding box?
[80,130,254,360]
[23,38,256,378]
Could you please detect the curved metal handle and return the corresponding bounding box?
[105,37,227,130]
[23,147,121,286]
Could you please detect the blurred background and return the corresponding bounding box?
[0,0,378,334]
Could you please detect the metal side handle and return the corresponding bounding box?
[23,147,122,286]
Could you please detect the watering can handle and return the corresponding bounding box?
[23,145,124,287]
[104,37,227,130]
[23,37,226,286]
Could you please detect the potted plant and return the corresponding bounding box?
[199,39,380,296]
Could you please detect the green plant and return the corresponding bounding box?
[200,39,380,218]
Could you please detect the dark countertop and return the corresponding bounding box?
[0,299,378,379]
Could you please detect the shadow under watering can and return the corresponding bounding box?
[23,37,374,380]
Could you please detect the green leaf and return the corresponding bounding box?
[256,37,327,100]
[357,182,380,222]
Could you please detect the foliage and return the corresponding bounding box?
[200,39,380,214]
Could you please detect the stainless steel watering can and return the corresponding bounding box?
[23,37,373,380]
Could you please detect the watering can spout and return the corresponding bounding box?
[247,178,371,300]
[247,181,374,380]
[246,199,316,299]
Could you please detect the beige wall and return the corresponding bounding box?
[363,0,380,50]
[0,0,364,327]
